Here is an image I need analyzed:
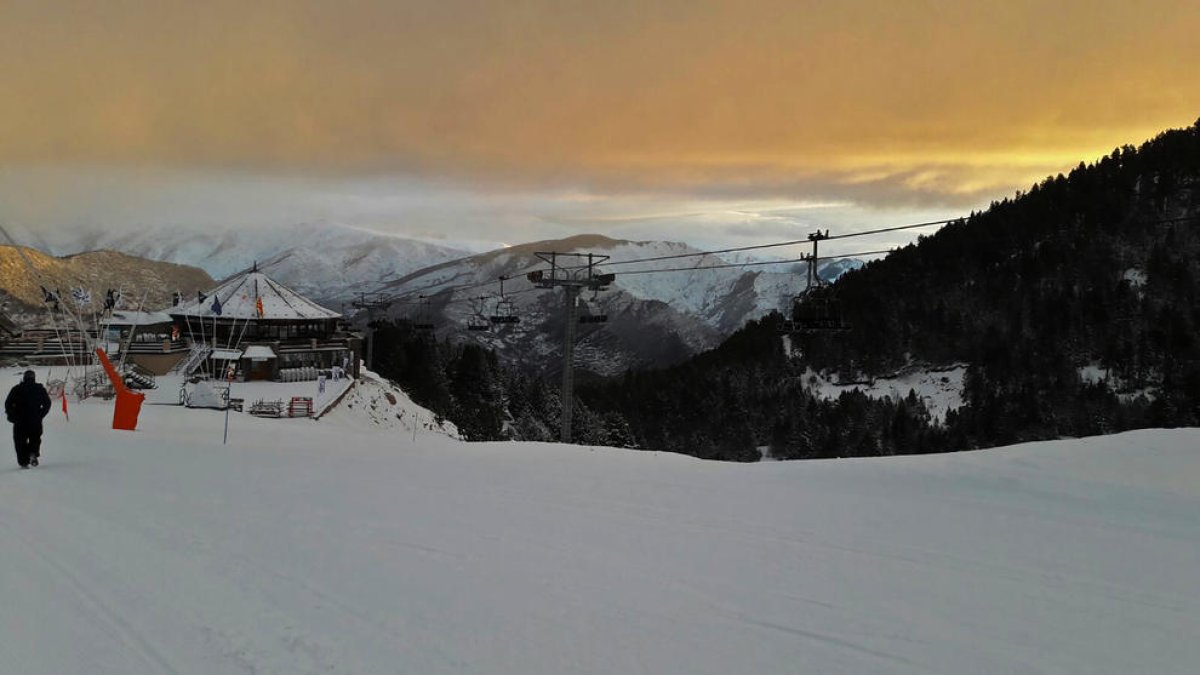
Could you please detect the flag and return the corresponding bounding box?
[197,291,207,304]
[70,287,91,307]
[256,296,265,318]
[210,295,223,316]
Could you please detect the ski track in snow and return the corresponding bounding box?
[1,369,1199,673]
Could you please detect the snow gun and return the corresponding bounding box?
[96,348,146,431]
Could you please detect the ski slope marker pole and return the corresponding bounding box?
[223,368,233,445]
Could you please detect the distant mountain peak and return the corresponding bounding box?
[482,233,629,257]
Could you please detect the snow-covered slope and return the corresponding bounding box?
[251,227,471,307]
[3,371,1198,673]
[800,364,969,422]
[377,234,861,373]
[320,369,460,439]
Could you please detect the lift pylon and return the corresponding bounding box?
[527,252,615,443]
[350,292,394,371]
[784,229,850,334]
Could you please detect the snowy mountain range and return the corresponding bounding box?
[376,234,861,374]
[7,225,861,369]
[9,222,472,308]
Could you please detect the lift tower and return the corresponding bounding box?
[783,229,850,333]
[527,252,615,443]
[350,292,394,372]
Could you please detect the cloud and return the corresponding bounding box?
[1,0,1197,207]
[0,167,962,255]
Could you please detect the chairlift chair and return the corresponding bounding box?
[781,229,849,334]
[577,292,608,324]
[489,278,521,324]
[592,272,615,289]
[489,297,520,325]
[789,286,848,333]
[466,297,490,331]
[412,297,435,331]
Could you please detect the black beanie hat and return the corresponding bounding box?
[22,370,35,383]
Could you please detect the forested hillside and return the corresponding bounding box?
[377,119,1200,460]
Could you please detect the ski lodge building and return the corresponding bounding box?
[99,310,186,374]
[164,268,361,382]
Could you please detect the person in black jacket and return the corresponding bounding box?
[6,370,52,469]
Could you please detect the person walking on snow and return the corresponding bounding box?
[6,370,51,469]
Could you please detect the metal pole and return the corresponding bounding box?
[812,237,820,286]
[365,307,376,372]
[560,285,580,443]
[223,382,232,445]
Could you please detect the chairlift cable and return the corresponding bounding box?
[361,211,1200,313]
[368,217,955,302]
[615,250,894,276]
[602,219,953,267]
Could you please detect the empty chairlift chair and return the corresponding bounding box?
[577,294,608,324]
[780,229,850,334]
[467,297,491,331]
[489,297,520,325]
[489,278,521,325]
[578,272,612,324]
[411,296,435,332]
[789,286,848,333]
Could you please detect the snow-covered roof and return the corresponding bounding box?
[169,271,340,321]
[244,345,277,360]
[211,348,244,360]
[101,311,175,327]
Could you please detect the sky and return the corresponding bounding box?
[1,0,1198,252]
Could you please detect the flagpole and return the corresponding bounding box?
[223,366,232,445]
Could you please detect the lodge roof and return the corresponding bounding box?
[101,310,175,327]
[169,271,340,321]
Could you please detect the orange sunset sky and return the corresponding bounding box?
[1,0,1198,248]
